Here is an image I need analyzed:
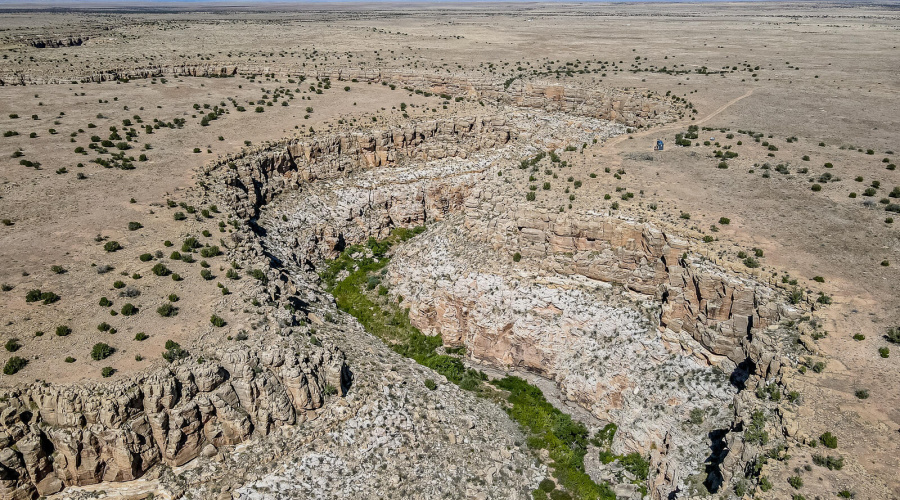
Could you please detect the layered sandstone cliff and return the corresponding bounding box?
[0,340,347,499]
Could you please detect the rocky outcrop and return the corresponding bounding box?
[209,115,514,221]
[496,208,795,373]
[0,341,347,498]
[0,66,681,127]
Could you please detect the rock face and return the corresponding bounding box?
[213,115,515,221]
[0,66,683,130]
[479,206,794,374]
[0,341,347,498]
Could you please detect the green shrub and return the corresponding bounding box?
[854,389,869,399]
[151,263,170,276]
[887,327,900,344]
[120,303,137,316]
[56,325,71,336]
[104,241,121,252]
[171,273,182,281]
[139,253,153,262]
[4,339,20,352]
[157,303,178,317]
[181,237,199,252]
[113,280,125,289]
[3,356,27,375]
[128,221,143,231]
[619,452,649,480]
[210,314,226,327]
[249,269,268,283]
[162,340,188,363]
[65,357,75,363]
[812,454,844,470]
[744,410,768,445]
[853,333,865,341]
[97,322,111,332]
[811,184,822,192]
[718,217,730,225]
[200,269,213,280]
[101,367,115,378]
[819,431,838,449]
[173,212,186,221]
[25,289,43,302]
[513,252,522,262]
[759,476,773,492]
[743,257,760,268]
[200,246,220,258]
[91,342,114,361]
[788,476,803,489]
[879,347,890,358]
[424,379,437,390]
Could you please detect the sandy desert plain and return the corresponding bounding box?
[0,1,898,499]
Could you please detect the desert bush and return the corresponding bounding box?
[3,356,27,375]
[157,303,178,317]
[811,184,822,192]
[513,252,522,262]
[97,322,111,332]
[173,212,186,221]
[151,263,170,276]
[65,357,75,363]
[812,454,844,470]
[91,343,114,361]
[104,241,121,252]
[249,269,268,283]
[200,269,213,280]
[162,340,188,363]
[120,303,137,316]
[424,379,437,390]
[744,410,768,445]
[855,389,869,399]
[210,314,226,327]
[788,476,803,489]
[55,325,71,336]
[819,431,838,449]
[139,253,153,262]
[128,221,142,231]
[4,339,20,352]
[200,246,220,258]
[101,367,115,378]
[879,347,890,358]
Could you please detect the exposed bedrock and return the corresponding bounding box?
[221,111,802,497]
[0,341,347,499]
[1,65,680,128]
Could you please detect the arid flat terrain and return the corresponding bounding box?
[0,2,898,500]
